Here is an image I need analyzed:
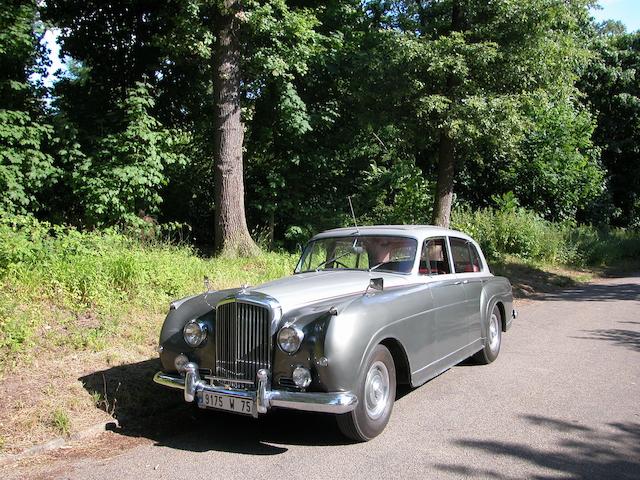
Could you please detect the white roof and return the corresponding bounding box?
[311,225,474,242]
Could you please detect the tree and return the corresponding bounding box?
[44,0,326,250]
[77,82,189,227]
[362,0,593,227]
[580,30,640,227]
[212,1,257,255]
[0,0,56,214]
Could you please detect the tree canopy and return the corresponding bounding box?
[0,0,638,249]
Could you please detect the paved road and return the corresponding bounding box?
[12,275,640,479]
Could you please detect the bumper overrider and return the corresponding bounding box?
[153,362,358,418]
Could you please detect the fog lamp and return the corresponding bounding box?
[292,366,312,388]
[174,353,189,372]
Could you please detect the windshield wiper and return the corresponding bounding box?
[314,238,364,272]
[315,251,351,271]
[368,261,386,272]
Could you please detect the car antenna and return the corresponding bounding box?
[348,196,360,234]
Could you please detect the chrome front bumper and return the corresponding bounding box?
[153,362,358,418]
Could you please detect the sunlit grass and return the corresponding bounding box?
[0,215,297,371]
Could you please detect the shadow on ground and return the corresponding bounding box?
[434,415,640,480]
[493,261,640,302]
[491,262,578,299]
[542,281,640,302]
[575,328,640,353]
[79,359,353,456]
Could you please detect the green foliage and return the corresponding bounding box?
[504,98,605,221]
[0,0,46,102]
[0,109,57,213]
[74,82,190,227]
[451,201,640,267]
[0,0,56,214]
[452,204,568,263]
[579,31,640,227]
[4,0,639,241]
[565,226,640,267]
[0,213,297,363]
[357,156,434,225]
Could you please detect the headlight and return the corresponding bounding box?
[183,319,208,347]
[277,326,304,354]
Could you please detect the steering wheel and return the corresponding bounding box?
[332,260,349,269]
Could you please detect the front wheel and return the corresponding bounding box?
[473,304,502,364]
[337,344,396,441]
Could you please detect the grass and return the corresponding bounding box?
[0,211,638,455]
[0,215,297,366]
[0,215,297,453]
[51,409,71,437]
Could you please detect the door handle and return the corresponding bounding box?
[462,280,469,284]
[453,281,462,285]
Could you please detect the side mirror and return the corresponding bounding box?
[369,277,384,292]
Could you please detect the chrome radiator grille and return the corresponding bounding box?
[215,301,271,389]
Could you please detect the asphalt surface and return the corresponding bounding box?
[15,275,640,479]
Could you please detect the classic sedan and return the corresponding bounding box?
[154,225,516,441]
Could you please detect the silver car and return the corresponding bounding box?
[154,225,515,441]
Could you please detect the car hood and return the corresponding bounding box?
[247,270,413,313]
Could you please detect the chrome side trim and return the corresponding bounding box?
[153,368,357,416]
[153,371,186,389]
[269,390,358,414]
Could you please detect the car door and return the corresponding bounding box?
[419,237,468,362]
[449,237,485,345]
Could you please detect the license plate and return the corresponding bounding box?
[199,391,254,416]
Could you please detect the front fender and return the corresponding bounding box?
[320,288,418,392]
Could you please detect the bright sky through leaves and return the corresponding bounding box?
[592,0,640,31]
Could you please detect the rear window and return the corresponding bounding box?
[450,238,482,273]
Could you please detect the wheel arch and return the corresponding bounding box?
[495,301,507,332]
[379,337,411,385]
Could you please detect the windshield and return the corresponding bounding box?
[295,235,418,274]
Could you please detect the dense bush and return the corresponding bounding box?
[452,202,640,267]
[452,204,569,263]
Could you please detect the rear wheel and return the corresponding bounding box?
[473,304,502,364]
[337,344,396,441]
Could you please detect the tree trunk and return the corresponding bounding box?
[431,0,462,228]
[432,129,455,227]
[213,0,258,256]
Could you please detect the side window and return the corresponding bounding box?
[419,238,451,275]
[468,243,482,272]
[450,237,481,273]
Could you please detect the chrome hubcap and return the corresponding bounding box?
[364,361,390,420]
[489,313,500,351]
